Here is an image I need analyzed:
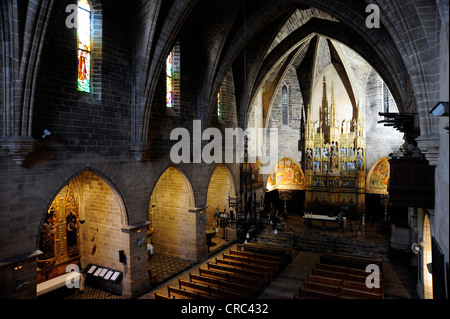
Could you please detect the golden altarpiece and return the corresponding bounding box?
[304,76,366,212]
[37,182,81,283]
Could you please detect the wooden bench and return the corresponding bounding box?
[341,287,384,299]
[304,281,341,294]
[167,286,211,299]
[229,249,285,266]
[298,287,338,299]
[207,262,268,287]
[154,292,174,299]
[320,253,383,272]
[316,263,384,279]
[223,253,281,274]
[312,268,346,280]
[237,243,292,264]
[307,274,342,287]
[179,279,244,299]
[189,273,256,297]
[199,267,264,290]
[342,280,383,294]
[215,257,275,280]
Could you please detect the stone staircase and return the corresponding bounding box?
[252,227,390,260]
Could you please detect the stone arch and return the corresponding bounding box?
[205,164,237,228]
[149,165,198,261]
[266,157,305,191]
[36,168,129,289]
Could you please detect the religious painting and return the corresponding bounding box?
[322,160,329,172]
[341,179,356,188]
[367,158,390,194]
[348,147,355,158]
[348,161,356,173]
[356,148,364,171]
[330,142,339,171]
[245,160,263,189]
[341,161,347,174]
[322,147,329,158]
[266,158,305,191]
[314,161,321,173]
[306,148,313,170]
[314,147,321,158]
[340,147,347,157]
[313,178,326,187]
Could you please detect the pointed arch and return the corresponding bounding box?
[36,169,128,284]
[266,157,305,191]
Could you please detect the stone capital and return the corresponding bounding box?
[0,136,36,166]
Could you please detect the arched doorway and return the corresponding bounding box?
[36,169,127,297]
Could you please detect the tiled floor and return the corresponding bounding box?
[148,254,197,287]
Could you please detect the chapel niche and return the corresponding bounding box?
[37,182,81,283]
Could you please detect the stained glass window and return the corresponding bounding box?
[217,91,222,118]
[282,85,288,125]
[78,0,91,93]
[166,51,173,108]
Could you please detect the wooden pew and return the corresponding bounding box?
[167,286,211,299]
[298,287,338,299]
[207,262,268,287]
[317,263,384,279]
[189,273,256,297]
[307,274,342,288]
[320,253,383,272]
[343,280,383,294]
[304,281,341,294]
[215,257,275,280]
[178,279,244,299]
[237,243,292,264]
[229,249,284,266]
[341,287,384,299]
[312,266,384,289]
[154,293,174,299]
[199,267,264,290]
[312,268,346,280]
[223,253,281,274]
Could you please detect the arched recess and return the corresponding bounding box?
[420,213,434,299]
[265,157,306,215]
[36,169,128,287]
[266,157,305,192]
[149,166,197,261]
[206,164,237,229]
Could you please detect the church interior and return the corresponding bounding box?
[0,0,448,303]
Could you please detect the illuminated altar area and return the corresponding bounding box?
[304,76,366,212]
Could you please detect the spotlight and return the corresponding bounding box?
[42,129,51,139]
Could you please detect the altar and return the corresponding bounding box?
[302,213,346,231]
